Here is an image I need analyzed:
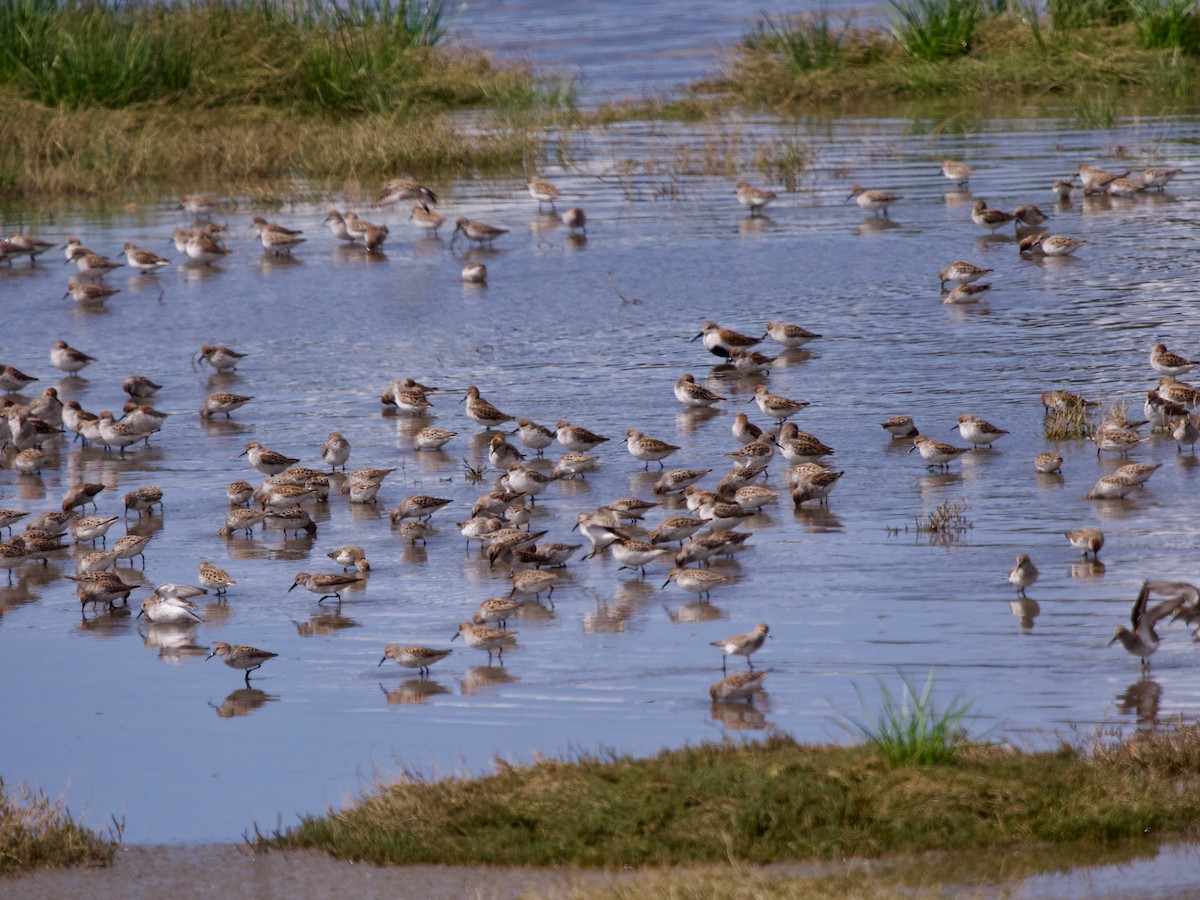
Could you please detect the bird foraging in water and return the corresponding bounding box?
[1109,581,1193,670]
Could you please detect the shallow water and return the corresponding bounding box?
[3,105,1200,845]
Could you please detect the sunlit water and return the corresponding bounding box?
[3,102,1200,845]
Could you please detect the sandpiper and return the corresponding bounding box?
[327,546,370,573]
[735,180,776,216]
[321,431,351,471]
[752,384,808,421]
[1085,474,1140,500]
[654,468,711,495]
[513,418,555,456]
[289,571,363,604]
[1065,528,1104,558]
[376,174,437,207]
[201,392,253,418]
[1150,343,1199,377]
[207,642,277,684]
[199,561,236,594]
[1109,582,1188,670]
[389,495,452,522]
[938,261,992,290]
[1034,452,1063,474]
[881,415,918,438]
[474,597,522,628]
[1008,553,1038,597]
[954,413,1009,449]
[50,340,96,373]
[410,204,445,234]
[139,595,203,625]
[197,344,246,372]
[64,278,118,304]
[414,427,456,451]
[463,386,515,429]
[452,217,508,247]
[693,321,761,358]
[1141,167,1181,191]
[971,199,1017,231]
[561,206,587,233]
[124,486,164,517]
[662,566,732,599]
[908,435,969,469]
[527,176,562,210]
[848,185,901,216]
[764,321,820,349]
[674,373,725,408]
[555,421,609,452]
[451,621,517,664]
[379,644,452,678]
[711,623,769,671]
[624,429,680,469]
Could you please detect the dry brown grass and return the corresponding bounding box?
[0,779,119,876]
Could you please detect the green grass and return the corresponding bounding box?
[725,10,1200,109]
[1129,0,1200,52]
[0,779,120,876]
[842,671,973,766]
[261,723,1200,867]
[889,0,983,61]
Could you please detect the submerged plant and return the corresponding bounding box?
[889,0,984,61]
[843,669,974,766]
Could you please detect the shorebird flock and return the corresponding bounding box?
[0,152,1195,723]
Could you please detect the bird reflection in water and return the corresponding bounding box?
[460,665,518,696]
[379,679,451,706]
[1009,598,1040,631]
[664,601,726,624]
[1116,676,1162,726]
[209,688,280,719]
[1070,559,1106,580]
[139,624,208,662]
[291,610,360,637]
[711,695,772,731]
[78,604,132,637]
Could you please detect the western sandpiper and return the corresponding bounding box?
[389,495,452,522]
[1041,391,1096,412]
[654,468,711,495]
[414,426,456,451]
[954,413,1009,449]
[1093,426,1146,457]
[711,623,769,671]
[1065,528,1104,558]
[555,421,609,452]
[1034,451,1063,474]
[662,566,732,599]
[379,644,452,678]
[451,621,517,664]
[239,441,301,476]
[611,538,671,576]
[321,431,351,471]
[527,176,562,210]
[1157,377,1200,409]
[776,422,833,462]
[63,278,118,304]
[791,469,844,506]
[66,246,122,276]
[1141,167,1181,191]
[561,206,587,233]
[764,321,820,349]
[938,261,992,290]
[732,412,764,445]
[199,561,236,594]
[1085,474,1140,500]
[123,486,163,517]
[943,283,991,305]
[50,340,96,373]
[1052,179,1074,200]
[376,174,437,207]
[1078,163,1129,195]
[410,204,445,234]
[201,392,253,418]
[1013,204,1048,227]
[881,415,918,438]
[197,344,246,372]
[327,546,370,573]
[474,597,522,628]
[289,571,363,604]
[624,429,680,469]
[1008,553,1038,597]
[70,515,121,545]
[452,217,508,247]
[848,185,901,216]
[908,435,969,469]
[1109,582,1188,670]
[1105,177,1145,198]
[513,418,555,456]
[693,321,761,358]
[207,642,277,684]
[674,373,725,408]
[970,199,1016,231]
[1174,415,1199,453]
[735,180,776,216]
[939,159,973,187]
[464,386,515,429]
[752,384,808,421]
[251,217,305,255]
[1150,343,1198,377]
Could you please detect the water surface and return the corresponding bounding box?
[2,109,1200,844]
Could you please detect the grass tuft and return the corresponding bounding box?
[889,0,983,61]
[743,12,855,73]
[0,779,120,876]
[842,670,974,766]
[1128,0,1200,52]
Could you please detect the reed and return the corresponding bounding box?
[0,779,120,875]
[742,11,856,73]
[1128,0,1200,52]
